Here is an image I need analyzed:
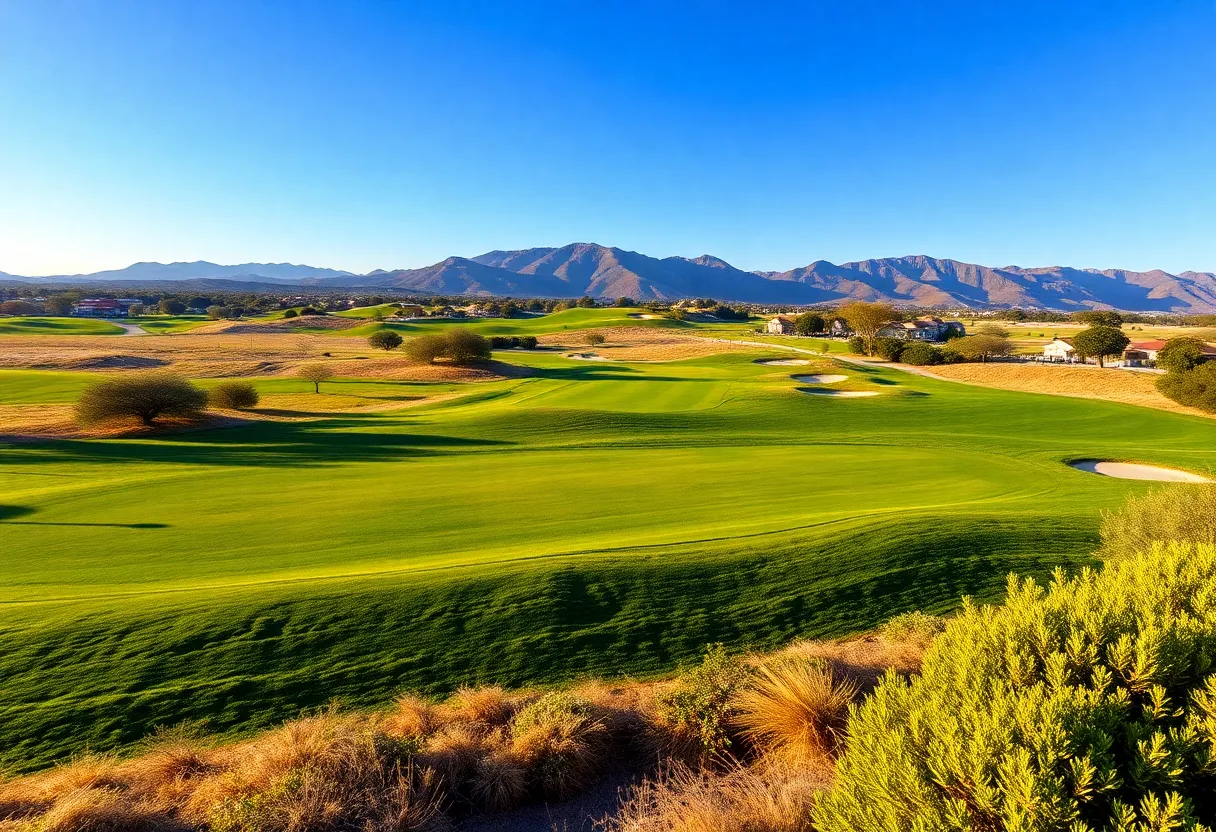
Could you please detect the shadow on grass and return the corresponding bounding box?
[0,504,168,528]
[0,417,513,468]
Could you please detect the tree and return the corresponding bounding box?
[794,312,825,336]
[404,334,446,363]
[576,296,597,308]
[75,373,207,426]
[187,297,212,310]
[1072,310,1124,327]
[44,296,74,316]
[584,332,606,346]
[283,308,299,319]
[127,303,146,317]
[944,333,1013,363]
[208,381,259,410]
[297,364,334,393]
[899,341,943,366]
[367,330,403,350]
[1157,337,1210,374]
[158,299,187,315]
[0,300,39,315]
[614,297,635,308]
[974,323,1010,338]
[206,305,231,320]
[839,302,896,356]
[445,329,492,364]
[1157,363,1216,413]
[846,336,866,354]
[1071,325,1130,367]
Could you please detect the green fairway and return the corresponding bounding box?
[2,350,1215,770]
[0,316,125,335]
[132,315,212,333]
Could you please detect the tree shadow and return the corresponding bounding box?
[0,417,514,469]
[0,504,168,528]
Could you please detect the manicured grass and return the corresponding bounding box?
[133,315,212,334]
[0,317,125,335]
[1,350,1215,770]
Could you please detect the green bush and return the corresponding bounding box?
[75,373,207,426]
[816,543,1216,832]
[512,692,594,737]
[282,309,298,319]
[367,330,403,350]
[846,336,866,354]
[899,341,943,366]
[1100,486,1216,560]
[404,329,491,364]
[1158,364,1216,413]
[1157,338,1210,374]
[208,381,260,410]
[873,337,906,362]
[878,610,945,644]
[655,644,752,759]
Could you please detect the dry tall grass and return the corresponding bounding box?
[732,659,858,763]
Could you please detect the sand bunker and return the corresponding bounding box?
[626,313,662,319]
[566,352,609,361]
[1068,459,1212,482]
[757,359,811,366]
[799,389,880,398]
[791,374,848,384]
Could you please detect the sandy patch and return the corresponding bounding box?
[1068,459,1213,483]
[799,388,880,398]
[626,313,662,319]
[566,352,609,361]
[756,358,812,366]
[921,363,1213,419]
[791,374,848,384]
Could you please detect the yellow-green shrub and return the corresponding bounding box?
[816,543,1216,832]
[1100,486,1216,560]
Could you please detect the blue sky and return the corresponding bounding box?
[1,0,1214,275]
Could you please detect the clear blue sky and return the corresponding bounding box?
[2,0,1214,276]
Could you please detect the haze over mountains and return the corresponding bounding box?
[6,244,1216,312]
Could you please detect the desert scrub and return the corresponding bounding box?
[732,657,857,762]
[816,543,1216,832]
[1100,485,1216,560]
[654,644,752,762]
[207,380,259,410]
[878,610,946,645]
[509,692,607,799]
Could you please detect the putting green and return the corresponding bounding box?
[0,317,125,335]
[1,349,1214,770]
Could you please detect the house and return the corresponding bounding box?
[1042,337,1077,362]
[394,304,425,318]
[73,298,131,317]
[830,319,851,337]
[766,315,795,334]
[877,316,965,342]
[1124,339,1216,367]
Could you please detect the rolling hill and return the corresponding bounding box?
[5,247,1216,310]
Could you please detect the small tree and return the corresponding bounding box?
[206,305,232,320]
[576,296,597,308]
[899,341,943,366]
[1157,363,1216,413]
[1072,310,1123,327]
[298,363,334,393]
[75,373,207,426]
[367,330,403,350]
[1072,325,1130,367]
[794,312,825,336]
[944,333,1013,363]
[158,299,187,315]
[1157,337,1210,374]
[873,337,905,362]
[584,332,606,346]
[44,296,75,316]
[208,381,259,410]
[405,334,445,363]
[446,329,492,364]
[839,302,896,356]
[614,297,635,307]
[283,308,299,319]
[846,335,866,354]
[127,303,146,317]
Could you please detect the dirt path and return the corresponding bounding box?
[115,322,149,336]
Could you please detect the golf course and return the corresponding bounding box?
[2,316,1215,772]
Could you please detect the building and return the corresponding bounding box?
[830,319,852,337]
[73,298,132,317]
[877,316,965,342]
[1124,339,1216,367]
[766,315,795,334]
[394,304,426,318]
[1042,337,1077,362]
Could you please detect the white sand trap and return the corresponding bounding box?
[791,374,848,384]
[757,359,811,366]
[566,352,609,361]
[799,389,880,398]
[1068,459,1212,482]
[627,313,661,319]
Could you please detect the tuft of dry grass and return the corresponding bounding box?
[36,786,180,832]
[732,659,857,763]
[605,759,826,832]
[446,686,513,727]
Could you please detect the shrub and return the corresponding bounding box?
[406,329,491,364]
[655,645,752,761]
[519,335,537,349]
[732,658,857,762]
[942,333,1013,362]
[816,543,1216,832]
[367,330,403,350]
[794,312,825,336]
[206,305,232,320]
[898,341,942,365]
[846,336,866,354]
[404,334,445,364]
[872,337,905,362]
[297,364,334,393]
[1100,485,1216,560]
[510,693,606,799]
[1158,363,1216,413]
[878,610,946,645]
[75,373,207,426]
[489,335,537,350]
[208,381,259,410]
[158,300,186,315]
[282,309,298,319]
[584,332,606,346]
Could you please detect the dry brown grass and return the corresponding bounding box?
[0,631,930,831]
[923,363,1216,418]
[606,759,827,832]
[732,659,857,763]
[539,327,753,361]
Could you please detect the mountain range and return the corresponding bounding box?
[5,245,1216,312]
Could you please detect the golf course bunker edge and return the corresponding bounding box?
[791,373,848,384]
[1068,459,1213,483]
[798,388,880,398]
